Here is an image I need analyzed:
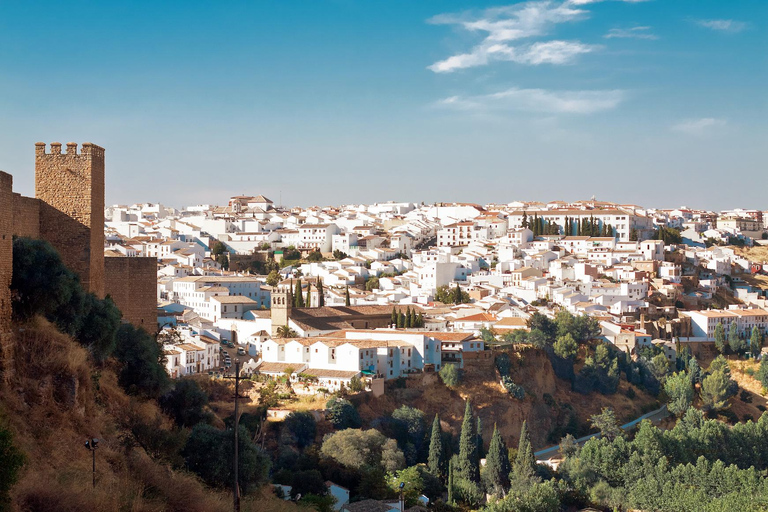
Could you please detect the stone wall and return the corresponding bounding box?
[0,171,14,381]
[104,256,158,332]
[12,193,40,239]
[35,142,105,297]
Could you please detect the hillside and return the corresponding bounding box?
[0,318,298,512]
[352,346,659,450]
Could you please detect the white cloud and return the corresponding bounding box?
[695,19,748,32]
[436,87,625,114]
[671,118,726,135]
[604,26,657,39]
[568,0,651,4]
[427,1,593,72]
[428,40,595,72]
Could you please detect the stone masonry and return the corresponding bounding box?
[105,256,158,331]
[0,171,14,381]
[35,142,105,297]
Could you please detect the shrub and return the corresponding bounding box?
[113,324,170,398]
[502,376,525,400]
[326,397,361,430]
[182,424,270,493]
[160,379,212,428]
[439,364,460,388]
[0,424,25,510]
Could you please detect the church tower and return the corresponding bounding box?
[270,285,293,336]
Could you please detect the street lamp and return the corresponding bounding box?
[84,438,99,488]
[399,481,405,512]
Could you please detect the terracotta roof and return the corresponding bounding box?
[256,362,306,374]
[427,332,474,341]
[301,368,360,379]
[455,312,497,323]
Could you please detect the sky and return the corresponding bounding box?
[0,0,765,211]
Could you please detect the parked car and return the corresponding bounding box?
[237,347,245,356]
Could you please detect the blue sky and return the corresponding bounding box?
[0,0,764,210]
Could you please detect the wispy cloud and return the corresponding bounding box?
[694,19,748,33]
[427,1,592,72]
[604,26,657,40]
[436,87,626,114]
[428,40,595,73]
[671,118,726,135]
[569,0,650,4]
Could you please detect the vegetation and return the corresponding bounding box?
[439,363,460,388]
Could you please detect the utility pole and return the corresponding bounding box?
[84,438,99,488]
[224,359,243,512]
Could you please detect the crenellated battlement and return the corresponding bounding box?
[35,142,105,159]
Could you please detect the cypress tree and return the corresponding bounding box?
[317,278,325,307]
[294,279,305,307]
[345,285,350,306]
[417,312,424,328]
[448,458,454,504]
[521,211,528,229]
[485,425,511,497]
[428,414,444,478]
[532,214,539,236]
[454,282,463,304]
[476,416,484,459]
[409,307,416,328]
[405,306,412,328]
[457,400,479,483]
[305,281,312,308]
[512,420,536,482]
[391,307,398,327]
[397,312,405,328]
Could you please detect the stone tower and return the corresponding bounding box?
[270,285,293,336]
[0,171,14,381]
[35,142,105,297]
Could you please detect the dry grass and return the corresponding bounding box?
[1,319,292,511]
[732,245,768,264]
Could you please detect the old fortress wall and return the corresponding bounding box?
[1,172,14,375]
[0,142,156,338]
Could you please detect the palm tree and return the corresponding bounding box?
[276,325,298,338]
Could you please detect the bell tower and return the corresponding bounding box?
[270,285,293,336]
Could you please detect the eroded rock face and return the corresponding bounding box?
[53,373,79,408]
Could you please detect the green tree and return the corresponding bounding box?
[512,420,536,483]
[345,285,350,306]
[0,424,25,511]
[397,311,405,328]
[483,425,511,497]
[266,270,280,287]
[326,397,361,430]
[283,411,317,450]
[365,277,380,291]
[701,370,730,411]
[307,250,323,262]
[664,371,694,417]
[750,326,763,356]
[294,279,305,307]
[457,400,479,483]
[320,428,404,473]
[160,379,212,428]
[391,307,398,327]
[553,333,578,360]
[630,228,638,241]
[728,321,742,353]
[590,407,621,441]
[316,278,325,307]
[428,414,444,478]
[439,363,460,388]
[714,322,726,353]
[113,324,170,398]
[388,466,425,508]
[276,325,298,338]
[333,249,347,260]
[182,424,270,493]
[305,281,312,307]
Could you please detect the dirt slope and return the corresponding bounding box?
[353,347,658,451]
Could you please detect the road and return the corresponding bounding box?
[534,405,669,461]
